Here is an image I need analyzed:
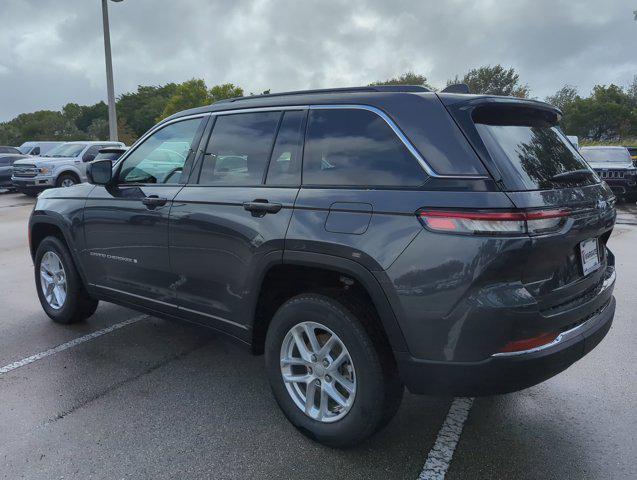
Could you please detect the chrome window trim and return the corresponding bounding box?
[309,104,489,180]
[114,113,211,168]
[120,104,489,179]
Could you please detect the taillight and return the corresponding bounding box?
[417,209,570,236]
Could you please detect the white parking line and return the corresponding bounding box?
[418,397,474,480]
[0,315,147,375]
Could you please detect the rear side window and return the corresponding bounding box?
[200,112,280,185]
[303,108,427,187]
[473,105,596,190]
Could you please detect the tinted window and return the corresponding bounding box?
[95,150,125,161]
[0,147,19,154]
[118,118,201,184]
[303,109,426,187]
[266,110,306,186]
[199,112,280,185]
[473,105,595,190]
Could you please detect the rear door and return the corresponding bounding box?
[168,109,305,334]
[447,100,616,313]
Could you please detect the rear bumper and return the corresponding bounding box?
[396,295,615,396]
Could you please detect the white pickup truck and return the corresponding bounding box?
[12,141,124,195]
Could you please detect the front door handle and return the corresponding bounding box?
[243,199,282,217]
[142,195,168,209]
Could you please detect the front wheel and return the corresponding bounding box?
[264,294,403,447]
[56,173,78,188]
[35,236,98,324]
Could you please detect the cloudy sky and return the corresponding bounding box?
[0,0,635,121]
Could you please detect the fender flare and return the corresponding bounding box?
[247,250,408,353]
[29,212,90,287]
[53,166,82,184]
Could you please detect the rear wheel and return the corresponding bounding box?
[264,293,403,447]
[35,236,98,324]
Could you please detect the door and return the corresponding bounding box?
[169,109,306,333]
[82,116,207,309]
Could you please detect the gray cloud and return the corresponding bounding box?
[0,0,635,121]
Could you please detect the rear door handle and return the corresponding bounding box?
[243,199,282,217]
[142,195,168,209]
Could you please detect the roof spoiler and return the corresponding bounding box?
[441,83,470,94]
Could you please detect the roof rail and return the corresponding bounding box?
[215,85,430,104]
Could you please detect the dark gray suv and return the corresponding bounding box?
[28,86,617,447]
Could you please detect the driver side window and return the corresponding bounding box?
[118,118,202,184]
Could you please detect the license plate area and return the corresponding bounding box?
[580,238,600,276]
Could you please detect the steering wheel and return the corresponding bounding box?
[163,166,183,183]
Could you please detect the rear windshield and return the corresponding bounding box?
[580,148,632,164]
[473,105,596,191]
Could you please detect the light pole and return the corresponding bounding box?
[101,0,123,141]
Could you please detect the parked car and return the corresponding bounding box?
[580,146,637,200]
[0,146,21,154]
[12,141,125,196]
[94,146,128,162]
[0,153,29,188]
[625,146,637,167]
[28,86,616,447]
[17,141,65,156]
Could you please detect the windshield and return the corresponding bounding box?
[580,148,632,164]
[473,106,596,190]
[43,143,87,158]
[18,146,32,154]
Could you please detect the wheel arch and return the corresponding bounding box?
[248,250,408,355]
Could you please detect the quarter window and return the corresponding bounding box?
[118,118,202,184]
[303,109,426,187]
[199,112,280,185]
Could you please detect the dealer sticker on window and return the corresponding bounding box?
[580,238,600,276]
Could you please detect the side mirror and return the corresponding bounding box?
[87,159,113,185]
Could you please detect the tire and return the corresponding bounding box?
[264,293,403,448]
[34,236,98,324]
[56,173,78,188]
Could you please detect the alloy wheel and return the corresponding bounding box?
[39,251,67,310]
[280,321,356,423]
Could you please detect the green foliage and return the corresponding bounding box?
[116,83,178,137]
[371,72,434,89]
[545,85,579,111]
[0,110,87,145]
[210,83,244,102]
[449,65,529,98]
[159,80,244,120]
[1,67,636,147]
[557,84,637,141]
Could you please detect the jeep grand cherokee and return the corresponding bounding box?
[28,85,616,447]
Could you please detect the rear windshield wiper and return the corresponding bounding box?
[550,169,595,182]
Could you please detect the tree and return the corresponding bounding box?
[371,72,433,89]
[560,84,637,141]
[159,78,210,120]
[210,83,244,102]
[74,102,108,132]
[450,65,529,97]
[0,110,86,145]
[117,83,178,137]
[545,85,579,111]
[87,118,109,140]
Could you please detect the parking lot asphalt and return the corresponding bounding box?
[0,191,635,480]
